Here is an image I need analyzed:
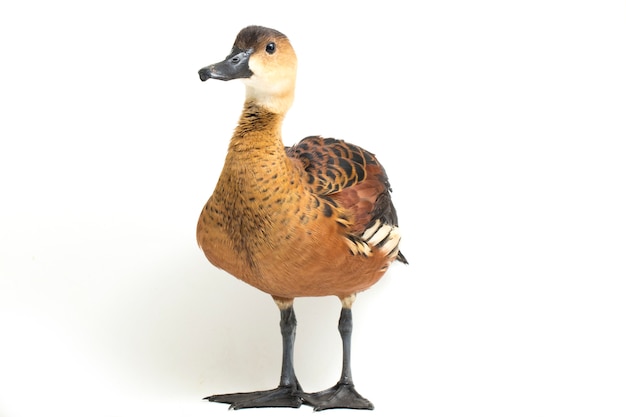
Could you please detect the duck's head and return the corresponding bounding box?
[199,26,298,114]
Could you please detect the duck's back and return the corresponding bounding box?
[286,136,401,236]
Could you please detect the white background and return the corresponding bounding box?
[1,1,625,416]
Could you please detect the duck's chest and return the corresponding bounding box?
[196,161,315,272]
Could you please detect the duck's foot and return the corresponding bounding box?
[301,383,374,411]
[205,386,303,410]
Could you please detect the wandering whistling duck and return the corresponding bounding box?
[196,25,408,411]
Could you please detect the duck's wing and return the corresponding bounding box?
[286,136,407,264]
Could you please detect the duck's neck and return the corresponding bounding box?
[229,101,285,153]
[222,101,297,193]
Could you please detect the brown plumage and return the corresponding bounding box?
[196,25,407,411]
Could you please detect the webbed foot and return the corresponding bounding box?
[205,386,303,409]
[301,382,374,411]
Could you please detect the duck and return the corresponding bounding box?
[196,25,407,411]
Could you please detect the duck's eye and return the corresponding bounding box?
[265,42,276,54]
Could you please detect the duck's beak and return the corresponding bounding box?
[199,47,253,82]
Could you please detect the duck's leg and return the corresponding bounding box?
[205,298,303,409]
[302,295,374,411]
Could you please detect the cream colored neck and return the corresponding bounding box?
[246,89,293,114]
